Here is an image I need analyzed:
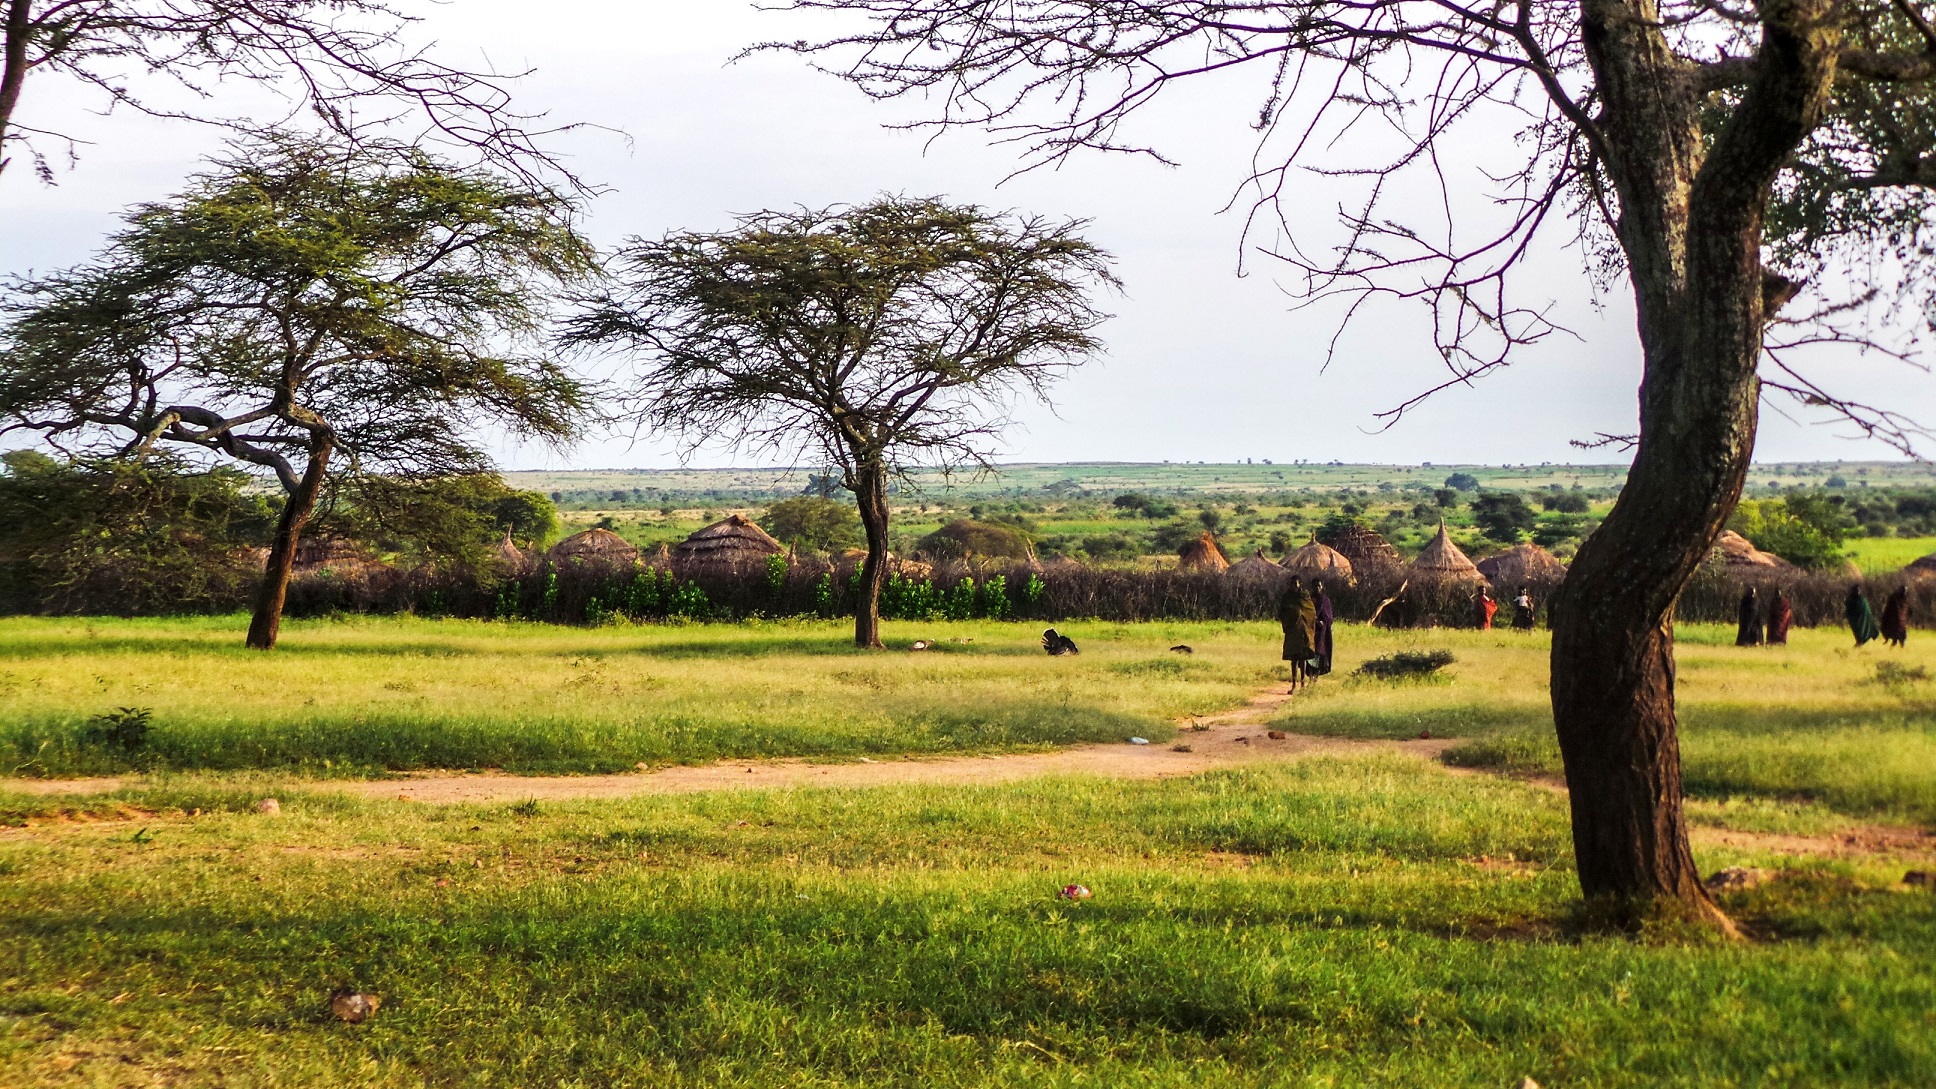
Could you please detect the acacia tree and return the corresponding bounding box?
[769,1,1936,926]
[0,136,594,648]
[564,197,1115,648]
[0,0,568,184]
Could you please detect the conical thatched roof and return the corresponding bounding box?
[1177,531,1230,573]
[1227,549,1291,583]
[1324,524,1402,574]
[1476,542,1566,586]
[1411,523,1483,581]
[548,527,640,565]
[1281,534,1355,586]
[673,514,784,576]
[1905,551,1936,579]
[1712,529,1789,569]
[494,529,526,567]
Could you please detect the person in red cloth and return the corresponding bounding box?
[1881,585,1910,648]
[1475,585,1498,630]
[1765,587,1793,646]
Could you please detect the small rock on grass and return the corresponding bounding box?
[254,798,280,815]
[1518,1079,1543,1089]
[1705,866,1775,893]
[330,991,380,1023]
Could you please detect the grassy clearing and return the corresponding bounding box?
[3,760,1933,1087]
[0,617,1280,777]
[1845,536,1936,574]
[1277,624,1936,826]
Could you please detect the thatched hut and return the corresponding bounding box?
[290,536,385,580]
[1281,534,1355,586]
[1323,524,1402,575]
[1411,523,1483,582]
[1177,531,1230,573]
[494,530,526,568]
[548,527,640,566]
[1476,542,1566,587]
[1905,551,1936,579]
[1711,529,1789,570]
[1226,549,1291,585]
[673,514,784,577]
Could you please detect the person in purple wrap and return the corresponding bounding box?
[1311,578,1336,676]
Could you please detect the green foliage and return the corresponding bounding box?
[1112,492,1178,518]
[1730,497,1856,569]
[1443,472,1480,491]
[0,452,272,614]
[917,520,1034,560]
[1541,492,1590,514]
[765,553,788,596]
[980,574,1011,619]
[813,572,838,617]
[83,707,154,757]
[1470,493,1539,544]
[0,135,594,505]
[760,497,863,551]
[328,474,558,565]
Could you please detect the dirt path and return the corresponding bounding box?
[8,687,1933,863]
[6,689,1449,804]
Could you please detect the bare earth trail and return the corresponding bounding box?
[9,686,1934,863]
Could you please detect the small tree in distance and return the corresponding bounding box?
[0,136,596,648]
[565,197,1116,648]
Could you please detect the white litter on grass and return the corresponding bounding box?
[1127,737,1150,745]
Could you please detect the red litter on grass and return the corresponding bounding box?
[1059,884,1092,900]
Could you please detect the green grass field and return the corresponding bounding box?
[4,617,1934,1086]
[1845,536,1936,574]
[0,617,1282,777]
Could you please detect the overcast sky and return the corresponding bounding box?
[4,1,1931,471]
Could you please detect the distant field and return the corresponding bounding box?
[1845,536,1936,574]
[507,459,1936,502]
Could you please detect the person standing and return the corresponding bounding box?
[1735,586,1762,647]
[1765,587,1793,646]
[1475,585,1498,630]
[1278,575,1317,691]
[1511,586,1536,631]
[1881,585,1910,648]
[1312,578,1335,676]
[1847,584,1881,647]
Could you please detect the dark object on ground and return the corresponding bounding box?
[1059,884,1091,900]
[1041,628,1079,655]
[1266,730,1287,740]
[84,706,153,755]
[1418,729,1432,740]
[1704,866,1775,893]
[330,991,381,1023]
[1905,871,1933,887]
[1169,644,1193,653]
[1355,650,1456,680]
[1171,743,1192,752]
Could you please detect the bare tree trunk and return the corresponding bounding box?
[851,461,890,649]
[0,0,29,178]
[246,440,332,650]
[1553,0,1840,927]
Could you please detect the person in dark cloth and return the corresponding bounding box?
[1311,579,1336,676]
[1475,585,1498,630]
[1735,586,1762,646]
[1511,586,1536,631]
[1278,575,1318,691]
[1880,585,1910,648]
[1765,587,1793,646]
[1847,584,1880,647]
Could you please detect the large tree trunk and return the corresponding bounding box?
[1553,0,1841,926]
[246,440,332,650]
[851,461,890,649]
[0,0,27,180]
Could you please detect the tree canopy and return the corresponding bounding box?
[565,195,1115,647]
[0,135,596,645]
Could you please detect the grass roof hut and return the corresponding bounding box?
[1323,524,1402,576]
[1227,549,1291,585]
[673,514,784,577]
[547,527,640,567]
[1711,529,1790,570]
[1476,542,1567,588]
[1281,534,1355,586]
[1177,531,1230,573]
[1411,523,1484,583]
